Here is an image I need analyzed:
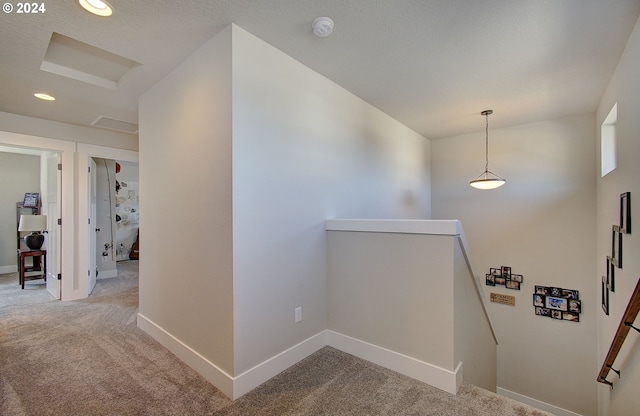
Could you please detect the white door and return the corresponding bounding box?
[88,158,97,294]
[45,153,61,299]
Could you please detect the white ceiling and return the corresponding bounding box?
[1,0,639,140]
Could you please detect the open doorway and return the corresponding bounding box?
[90,158,139,289]
[0,147,62,299]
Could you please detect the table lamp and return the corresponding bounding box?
[18,215,47,250]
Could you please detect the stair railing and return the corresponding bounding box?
[597,277,640,387]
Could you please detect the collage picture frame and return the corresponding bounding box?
[534,285,581,322]
[485,265,522,290]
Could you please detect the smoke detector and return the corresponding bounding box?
[312,17,334,37]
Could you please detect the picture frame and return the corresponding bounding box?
[501,266,511,278]
[612,225,622,268]
[602,275,609,316]
[549,287,562,297]
[511,274,523,283]
[495,276,506,286]
[551,310,563,320]
[607,256,615,292]
[535,307,550,317]
[545,296,569,311]
[506,280,521,290]
[563,311,580,322]
[568,299,581,313]
[535,285,549,295]
[533,294,545,307]
[561,289,579,299]
[490,268,502,277]
[485,274,495,286]
[620,192,631,234]
[22,192,39,208]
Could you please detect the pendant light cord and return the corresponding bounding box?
[484,112,489,172]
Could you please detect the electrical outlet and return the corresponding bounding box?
[295,307,302,323]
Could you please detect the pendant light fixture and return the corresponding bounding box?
[470,109,506,190]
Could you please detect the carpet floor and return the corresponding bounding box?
[0,261,551,415]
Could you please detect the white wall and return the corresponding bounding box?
[231,25,431,375]
[0,152,40,272]
[138,23,431,398]
[138,25,235,378]
[431,113,597,416]
[596,15,640,416]
[453,238,497,392]
[327,231,454,369]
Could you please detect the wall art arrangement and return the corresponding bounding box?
[533,286,581,322]
[485,266,523,290]
[602,192,631,315]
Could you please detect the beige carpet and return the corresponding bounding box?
[0,261,551,415]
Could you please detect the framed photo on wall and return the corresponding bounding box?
[545,296,569,311]
[607,256,615,292]
[22,192,39,208]
[612,225,622,268]
[602,275,609,316]
[486,274,495,286]
[620,192,631,234]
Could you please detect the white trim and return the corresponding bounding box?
[325,219,461,236]
[0,130,76,152]
[498,387,583,416]
[326,330,460,394]
[137,313,235,398]
[0,265,17,274]
[233,331,327,399]
[76,143,139,163]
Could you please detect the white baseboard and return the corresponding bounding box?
[0,265,17,274]
[137,313,235,398]
[137,313,327,400]
[135,319,462,401]
[233,331,327,399]
[498,387,583,416]
[326,330,460,394]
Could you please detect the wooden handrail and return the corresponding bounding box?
[597,277,640,386]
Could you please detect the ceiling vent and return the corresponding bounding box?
[91,116,139,134]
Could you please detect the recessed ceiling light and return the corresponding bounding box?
[78,0,113,17]
[34,93,56,101]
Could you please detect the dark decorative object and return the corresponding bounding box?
[485,265,522,290]
[602,276,609,316]
[18,214,47,250]
[620,192,631,234]
[533,285,582,322]
[25,233,45,250]
[612,225,623,268]
[607,256,615,292]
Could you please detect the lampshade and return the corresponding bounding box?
[18,215,47,232]
[469,109,506,190]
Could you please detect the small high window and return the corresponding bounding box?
[601,103,617,177]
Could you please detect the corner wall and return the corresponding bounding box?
[596,15,640,416]
[138,25,234,382]
[431,113,597,415]
[231,25,431,379]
